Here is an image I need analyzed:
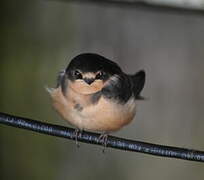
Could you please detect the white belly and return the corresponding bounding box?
[67,94,137,132]
[48,86,136,132]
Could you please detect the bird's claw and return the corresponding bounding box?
[97,133,108,153]
[72,129,83,148]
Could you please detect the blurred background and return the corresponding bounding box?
[1,0,204,179]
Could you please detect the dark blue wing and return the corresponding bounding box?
[102,73,132,104]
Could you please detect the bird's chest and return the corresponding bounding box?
[66,89,136,132]
[50,87,136,132]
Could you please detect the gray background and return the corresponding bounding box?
[1,1,204,180]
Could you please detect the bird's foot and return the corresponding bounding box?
[72,129,83,148]
[97,133,109,153]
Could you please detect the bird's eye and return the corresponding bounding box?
[74,70,82,79]
[96,71,105,79]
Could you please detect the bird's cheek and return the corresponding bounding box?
[91,80,104,91]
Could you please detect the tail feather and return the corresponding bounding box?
[130,70,145,99]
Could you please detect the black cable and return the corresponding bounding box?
[0,112,204,162]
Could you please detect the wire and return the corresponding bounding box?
[0,112,204,162]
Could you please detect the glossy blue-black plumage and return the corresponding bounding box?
[66,53,122,76]
[64,53,145,104]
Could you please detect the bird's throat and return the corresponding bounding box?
[69,80,104,95]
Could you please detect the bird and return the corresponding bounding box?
[47,53,145,148]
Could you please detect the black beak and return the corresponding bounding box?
[84,78,95,85]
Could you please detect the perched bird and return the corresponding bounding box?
[47,53,145,146]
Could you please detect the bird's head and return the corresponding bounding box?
[65,53,122,95]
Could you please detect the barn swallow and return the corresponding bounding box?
[47,53,145,148]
